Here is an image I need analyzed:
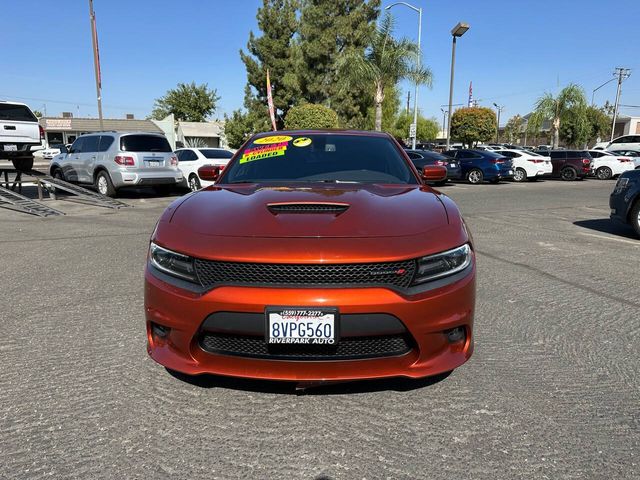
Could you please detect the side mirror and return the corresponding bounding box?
[198,165,221,182]
[422,165,447,183]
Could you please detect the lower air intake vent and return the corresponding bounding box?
[267,203,349,214]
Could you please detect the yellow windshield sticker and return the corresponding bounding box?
[253,135,293,145]
[240,142,287,164]
[293,137,312,147]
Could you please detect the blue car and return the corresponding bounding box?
[610,169,640,237]
[404,149,462,185]
[444,149,514,184]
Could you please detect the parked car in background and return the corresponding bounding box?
[49,132,182,197]
[34,143,69,160]
[0,100,44,171]
[537,145,553,151]
[588,150,635,179]
[476,144,505,151]
[609,149,640,168]
[610,169,640,237]
[175,147,234,191]
[499,149,553,182]
[545,150,593,181]
[404,149,462,185]
[606,135,640,153]
[444,149,514,184]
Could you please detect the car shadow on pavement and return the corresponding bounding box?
[573,218,638,240]
[166,368,452,395]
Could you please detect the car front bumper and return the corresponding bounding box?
[144,263,476,382]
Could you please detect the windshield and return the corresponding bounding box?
[120,135,171,152]
[221,134,417,184]
[201,149,233,159]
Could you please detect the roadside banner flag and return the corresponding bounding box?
[266,69,277,131]
[468,81,473,107]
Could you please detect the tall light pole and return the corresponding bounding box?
[440,108,447,139]
[610,67,631,141]
[386,2,422,149]
[591,77,617,106]
[89,0,104,130]
[446,22,469,150]
[493,103,504,143]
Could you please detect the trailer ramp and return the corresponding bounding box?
[0,185,65,217]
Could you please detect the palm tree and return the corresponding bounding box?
[532,84,587,148]
[339,14,432,131]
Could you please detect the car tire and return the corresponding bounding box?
[630,200,640,237]
[12,156,34,172]
[95,170,116,197]
[188,174,201,192]
[560,166,578,181]
[513,167,527,182]
[596,166,613,180]
[466,169,484,184]
[52,167,65,181]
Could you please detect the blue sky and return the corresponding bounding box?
[2,0,639,125]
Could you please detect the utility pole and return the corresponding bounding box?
[610,67,631,141]
[89,0,104,130]
[406,91,411,114]
[493,103,504,143]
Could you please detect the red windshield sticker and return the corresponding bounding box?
[240,143,287,164]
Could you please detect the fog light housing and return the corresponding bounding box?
[445,326,466,343]
[151,322,170,339]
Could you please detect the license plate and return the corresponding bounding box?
[145,160,161,166]
[266,307,338,345]
[508,170,513,174]
[3,144,17,151]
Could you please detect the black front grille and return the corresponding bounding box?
[194,259,416,289]
[199,333,412,360]
[267,203,349,214]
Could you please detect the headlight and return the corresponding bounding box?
[149,242,198,282]
[412,244,472,285]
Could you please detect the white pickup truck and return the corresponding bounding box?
[0,100,44,171]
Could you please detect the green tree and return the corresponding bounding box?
[393,110,439,142]
[559,108,590,147]
[503,114,523,143]
[339,13,432,131]
[532,83,587,148]
[240,0,300,128]
[450,107,497,147]
[151,82,220,121]
[33,110,43,118]
[284,103,339,129]
[586,106,611,143]
[365,83,400,132]
[298,0,380,128]
[224,86,272,149]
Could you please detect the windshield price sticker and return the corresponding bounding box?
[253,135,293,145]
[240,142,288,164]
[267,308,337,344]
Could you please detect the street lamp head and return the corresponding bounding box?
[451,22,470,37]
[493,103,498,108]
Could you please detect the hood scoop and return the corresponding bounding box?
[267,202,350,215]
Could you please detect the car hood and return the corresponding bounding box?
[169,184,449,238]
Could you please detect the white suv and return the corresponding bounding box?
[605,135,640,152]
[50,132,182,197]
[0,100,44,171]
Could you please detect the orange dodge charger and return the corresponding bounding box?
[145,130,475,383]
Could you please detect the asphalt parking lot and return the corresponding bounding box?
[1,179,638,479]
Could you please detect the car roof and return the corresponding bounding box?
[251,129,392,140]
[0,100,30,106]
